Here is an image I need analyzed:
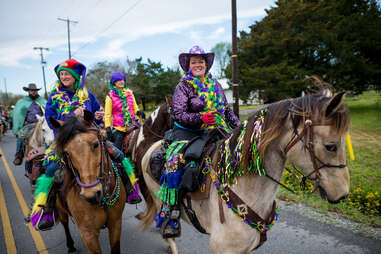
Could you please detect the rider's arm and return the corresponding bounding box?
[104,95,112,128]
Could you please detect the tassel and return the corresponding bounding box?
[122,157,138,186]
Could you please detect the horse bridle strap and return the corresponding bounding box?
[64,128,106,188]
[283,118,346,182]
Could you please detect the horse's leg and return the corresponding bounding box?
[59,212,77,254]
[166,238,178,254]
[107,217,122,254]
[79,228,101,254]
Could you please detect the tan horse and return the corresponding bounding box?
[137,88,350,253]
[50,111,126,254]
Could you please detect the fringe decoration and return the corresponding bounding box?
[122,157,138,186]
[31,174,54,214]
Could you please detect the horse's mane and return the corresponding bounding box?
[259,91,349,157]
[55,115,88,156]
[29,119,44,147]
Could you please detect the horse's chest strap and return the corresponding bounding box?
[221,186,278,247]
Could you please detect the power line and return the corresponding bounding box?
[72,0,143,57]
[58,17,78,59]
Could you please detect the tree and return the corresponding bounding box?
[211,42,232,78]
[228,0,381,101]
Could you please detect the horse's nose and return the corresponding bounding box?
[80,190,103,204]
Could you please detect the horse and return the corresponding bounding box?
[49,111,126,254]
[25,115,54,191]
[137,88,351,253]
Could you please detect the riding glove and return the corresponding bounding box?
[202,113,216,125]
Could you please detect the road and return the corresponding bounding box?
[0,131,380,253]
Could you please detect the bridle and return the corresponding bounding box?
[280,104,347,191]
[63,127,109,188]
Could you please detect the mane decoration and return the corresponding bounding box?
[217,109,266,185]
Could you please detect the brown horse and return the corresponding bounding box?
[137,88,351,253]
[50,111,126,254]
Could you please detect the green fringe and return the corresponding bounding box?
[122,157,138,185]
[34,174,54,199]
[156,183,178,206]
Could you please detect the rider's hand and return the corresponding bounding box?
[94,110,104,120]
[74,107,84,117]
[202,113,216,125]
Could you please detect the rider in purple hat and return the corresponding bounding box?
[104,71,144,204]
[155,45,240,238]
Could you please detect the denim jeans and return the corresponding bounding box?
[112,129,126,151]
[15,137,24,156]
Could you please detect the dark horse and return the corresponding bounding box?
[50,111,126,254]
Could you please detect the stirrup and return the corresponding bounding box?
[160,217,181,239]
[31,207,58,231]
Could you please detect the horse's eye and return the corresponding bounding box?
[325,144,337,152]
[93,141,99,149]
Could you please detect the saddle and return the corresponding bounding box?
[26,147,45,184]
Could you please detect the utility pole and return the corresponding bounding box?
[33,47,49,99]
[58,17,78,59]
[231,0,239,118]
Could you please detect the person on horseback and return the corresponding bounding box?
[155,45,240,238]
[12,83,46,165]
[104,71,143,204]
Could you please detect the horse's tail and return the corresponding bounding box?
[138,177,157,231]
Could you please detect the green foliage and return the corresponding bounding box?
[211,42,232,78]
[229,0,381,101]
[85,58,181,109]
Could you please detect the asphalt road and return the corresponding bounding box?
[0,131,380,254]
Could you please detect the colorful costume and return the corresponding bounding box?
[30,59,103,230]
[104,71,142,204]
[155,46,240,238]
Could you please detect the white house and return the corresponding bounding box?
[218,78,261,105]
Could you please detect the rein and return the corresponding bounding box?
[273,104,347,194]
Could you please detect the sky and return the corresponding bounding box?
[0,0,276,96]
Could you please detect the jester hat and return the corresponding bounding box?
[54,59,87,90]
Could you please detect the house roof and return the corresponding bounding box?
[218,78,230,90]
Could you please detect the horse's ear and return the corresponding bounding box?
[325,91,345,117]
[83,110,94,124]
[50,117,64,130]
[36,114,44,121]
[165,95,172,106]
[321,86,333,98]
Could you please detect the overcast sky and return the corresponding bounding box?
[0,0,276,96]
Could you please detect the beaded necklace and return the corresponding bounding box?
[181,72,231,134]
[110,88,133,127]
[50,82,88,118]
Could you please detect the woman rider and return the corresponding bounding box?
[29,59,139,230]
[155,46,240,237]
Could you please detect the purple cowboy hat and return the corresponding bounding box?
[179,45,215,73]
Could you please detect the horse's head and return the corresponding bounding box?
[253,87,350,204]
[37,115,54,147]
[51,111,104,204]
[279,90,350,203]
[145,96,173,134]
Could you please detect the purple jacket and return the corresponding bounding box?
[172,80,240,130]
